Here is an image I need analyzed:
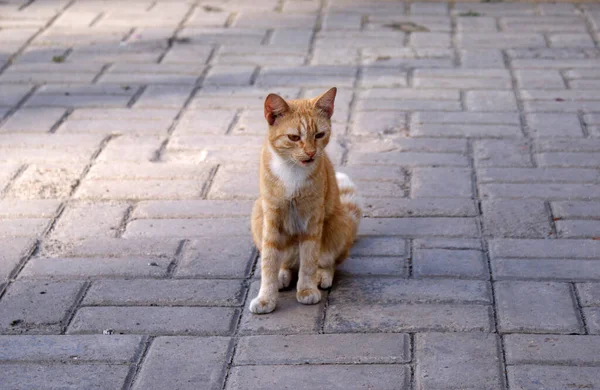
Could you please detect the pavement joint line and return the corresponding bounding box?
[0,164,28,199]
[0,85,38,128]
[577,109,591,138]
[200,164,220,199]
[61,281,91,334]
[261,29,274,45]
[91,63,112,84]
[406,238,414,279]
[225,108,243,135]
[571,282,590,335]
[304,0,326,66]
[156,1,198,64]
[545,200,559,238]
[126,85,147,108]
[224,11,238,28]
[450,3,461,67]
[166,239,189,278]
[580,4,600,48]
[116,204,136,238]
[48,107,73,134]
[88,11,104,27]
[249,66,261,86]
[344,56,362,137]
[123,336,155,390]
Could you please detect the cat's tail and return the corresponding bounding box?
[335,172,361,224]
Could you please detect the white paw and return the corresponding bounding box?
[318,268,334,289]
[249,296,276,314]
[278,268,292,290]
[296,287,322,305]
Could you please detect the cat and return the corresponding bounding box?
[249,87,361,314]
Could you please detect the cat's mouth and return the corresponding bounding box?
[300,157,315,165]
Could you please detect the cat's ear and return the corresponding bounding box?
[314,87,337,119]
[264,93,289,126]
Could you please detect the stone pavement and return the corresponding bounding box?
[1,0,600,388]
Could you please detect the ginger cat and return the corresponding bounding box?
[249,87,361,314]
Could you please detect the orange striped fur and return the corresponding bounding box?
[249,87,361,314]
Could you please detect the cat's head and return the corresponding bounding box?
[264,87,337,167]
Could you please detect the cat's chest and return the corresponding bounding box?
[282,199,309,235]
[269,152,311,197]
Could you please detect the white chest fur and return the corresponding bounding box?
[268,146,312,197]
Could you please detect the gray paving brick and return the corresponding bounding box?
[351,111,406,136]
[490,239,600,259]
[413,249,488,279]
[235,333,410,365]
[41,237,180,258]
[495,281,582,333]
[411,167,472,198]
[0,335,143,363]
[351,237,405,257]
[226,365,409,390]
[538,152,600,168]
[504,334,600,365]
[336,256,407,277]
[460,49,505,68]
[83,279,244,307]
[6,162,88,199]
[349,151,468,167]
[414,238,482,250]
[132,200,253,219]
[577,283,600,306]
[325,301,493,333]
[416,333,503,390]
[68,307,237,336]
[480,183,600,200]
[482,199,551,238]
[0,237,35,281]
[20,257,170,279]
[0,218,50,238]
[557,220,600,238]
[586,307,600,334]
[515,69,566,89]
[526,112,584,138]
[466,90,517,112]
[239,282,325,335]
[363,198,477,218]
[474,139,532,168]
[176,237,254,278]
[75,179,205,200]
[0,108,66,133]
[133,337,231,390]
[478,168,600,183]
[0,364,130,390]
[508,366,600,390]
[359,217,478,237]
[124,218,250,238]
[49,201,128,241]
[493,258,600,281]
[331,277,491,305]
[0,280,85,334]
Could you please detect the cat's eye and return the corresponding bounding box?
[288,134,300,142]
[315,132,326,139]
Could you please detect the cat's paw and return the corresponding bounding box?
[296,287,321,305]
[249,296,276,314]
[317,268,334,289]
[278,268,292,290]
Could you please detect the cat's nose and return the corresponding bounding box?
[305,150,316,158]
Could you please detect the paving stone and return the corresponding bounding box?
[495,281,582,334]
[83,279,244,307]
[176,237,254,278]
[515,69,566,89]
[478,168,600,184]
[239,281,325,335]
[0,237,36,281]
[41,237,180,258]
[412,123,521,138]
[466,90,517,112]
[0,218,50,238]
[325,301,493,333]
[413,238,482,250]
[124,218,250,238]
[133,337,231,390]
[331,277,491,305]
[525,113,584,137]
[413,249,488,279]
[68,307,237,336]
[557,220,600,238]
[359,217,478,237]
[411,168,472,198]
[586,308,600,334]
[6,163,88,199]
[235,333,410,365]
[351,111,407,136]
[0,335,143,363]
[349,151,468,167]
[226,365,409,390]
[0,280,85,334]
[133,200,254,219]
[75,179,205,200]
[474,140,532,168]
[538,152,600,168]
[504,334,600,365]
[208,165,259,200]
[134,85,193,108]
[20,256,170,279]
[577,283,600,306]
[508,366,600,390]
[350,237,405,257]
[336,256,407,277]
[363,198,477,218]
[416,332,503,390]
[49,201,128,241]
[489,239,600,259]
[0,364,130,390]
[0,108,66,133]
[480,183,600,200]
[482,199,551,238]
[460,49,505,68]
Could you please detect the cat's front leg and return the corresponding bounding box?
[296,227,323,305]
[249,211,284,314]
